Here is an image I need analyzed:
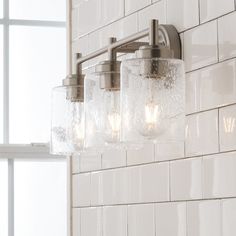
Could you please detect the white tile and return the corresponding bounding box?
[185,110,219,156]
[138,1,166,31]
[128,204,155,236]
[186,72,200,114]
[220,105,236,152]
[72,208,80,236]
[219,12,236,61]
[200,0,234,23]
[127,143,155,165]
[170,158,202,200]
[155,141,185,161]
[72,35,89,55]
[184,21,218,72]
[106,13,138,41]
[102,168,128,204]
[187,200,221,236]
[103,206,127,236]
[101,0,124,25]
[203,152,236,198]
[156,202,186,236]
[125,0,151,15]
[222,198,236,236]
[72,173,91,207]
[186,60,236,113]
[88,29,105,54]
[77,0,102,37]
[80,153,102,172]
[200,60,236,111]
[128,163,169,203]
[91,171,103,206]
[102,149,126,169]
[72,155,80,174]
[81,208,102,236]
[167,0,199,32]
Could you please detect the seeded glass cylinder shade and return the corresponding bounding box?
[121,58,185,145]
[85,72,121,152]
[51,85,84,155]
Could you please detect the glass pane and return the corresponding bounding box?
[14,159,67,236]
[9,26,66,144]
[0,159,8,236]
[0,26,3,143]
[9,0,66,21]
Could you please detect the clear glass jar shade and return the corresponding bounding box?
[85,73,121,152]
[51,86,84,155]
[121,58,185,144]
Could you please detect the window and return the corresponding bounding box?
[0,1,67,236]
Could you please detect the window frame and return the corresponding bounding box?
[0,1,67,236]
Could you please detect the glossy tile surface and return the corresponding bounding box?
[203,152,236,198]
[102,149,126,169]
[167,0,199,32]
[187,200,221,236]
[222,199,236,236]
[170,158,202,200]
[125,0,151,15]
[103,206,127,236]
[128,163,169,203]
[199,60,236,111]
[102,168,128,205]
[200,0,234,23]
[156,202,186,236]
[72,173,91,207]
[72,208,80,236]
[155,141,185,161]
[127,143,154,165]
[91,171,103,206]
[219,105,236,152]
[184,21,218,72]
[138,1,166,30]
[219,12,236,61]
[80,154,102,172]
[81,208,102,236]
[186,72,200,114]
[185,110,219,156]
[128,204,155,236]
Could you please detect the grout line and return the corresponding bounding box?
[72,195,236,209]
[198,0,201,25]
[217,108,221,152]
[71,149,236,175]
[73,9,236,43]
[185,54,236,74]
[186,102,236,117]
[216,18,220,62]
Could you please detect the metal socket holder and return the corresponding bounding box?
[63,53,85,102]
[74,19,182,90]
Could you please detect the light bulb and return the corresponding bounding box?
[67,101,84,150]
[104,90,120,143]
[145,101,159,129]
[108,110,121,134]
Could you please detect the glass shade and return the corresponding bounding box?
[51,85,84,155]
[85,72,121,153]
[121,58,185,146]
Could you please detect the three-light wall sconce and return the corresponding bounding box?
[50,19,185,155]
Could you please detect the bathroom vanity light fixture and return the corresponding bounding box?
[50,19,185,155]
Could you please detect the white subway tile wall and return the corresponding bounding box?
[71,0,236,235]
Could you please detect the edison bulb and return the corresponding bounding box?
[67,101,84,150]
[145,101,159,130]
[103,90,120,143]
[108,110,121,134]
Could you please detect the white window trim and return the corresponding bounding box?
[0,1,67,236]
